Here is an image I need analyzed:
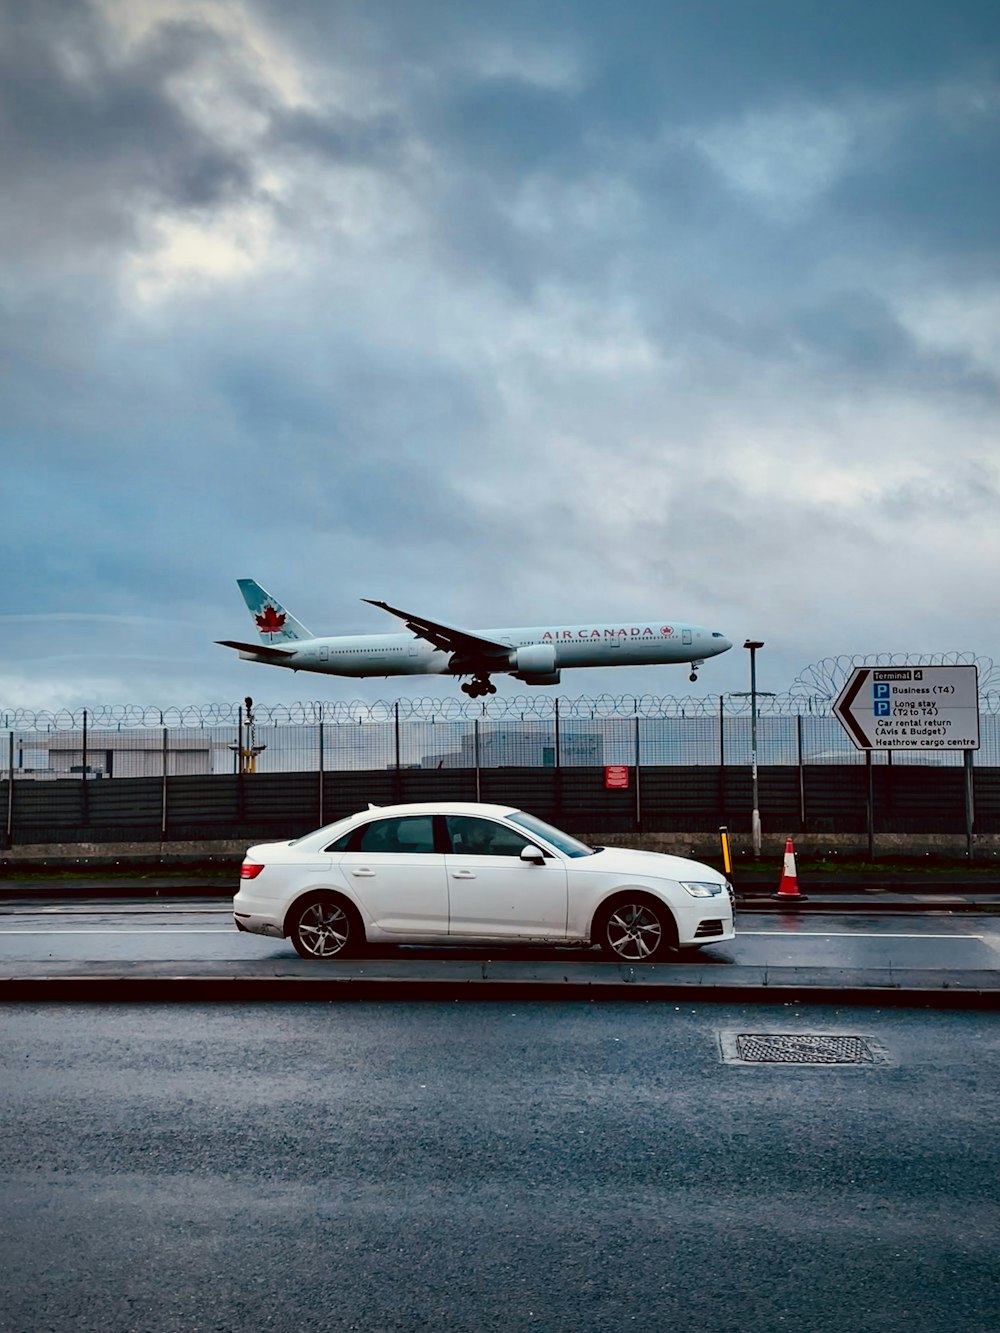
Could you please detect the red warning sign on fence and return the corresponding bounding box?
[604,765,630,790]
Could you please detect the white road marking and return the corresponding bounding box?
[740,930,984,940]
[0,929,234,935]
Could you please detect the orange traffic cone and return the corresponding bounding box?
[773,838,807,902]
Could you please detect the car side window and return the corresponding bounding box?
[324,830,354,853]
[446,815,539,858]
[356,816,436,855]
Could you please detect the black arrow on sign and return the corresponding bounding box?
[835,669,872,749]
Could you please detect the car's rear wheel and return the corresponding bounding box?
[596,894,676,963]
[288,894,361,960]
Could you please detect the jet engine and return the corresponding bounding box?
[514,670,561,685]
[508,643,560,685]
[508,643,558,676]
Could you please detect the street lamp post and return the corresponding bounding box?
[744,640,765,858]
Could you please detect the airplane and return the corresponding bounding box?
[217,579,733,698]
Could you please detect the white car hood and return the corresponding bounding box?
[586,846,726,883]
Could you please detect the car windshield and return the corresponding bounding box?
[506,811,594,857]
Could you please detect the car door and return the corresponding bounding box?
[335,814,448,934]
[444,814,568,938]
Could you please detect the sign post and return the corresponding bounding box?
[832,665,980,858]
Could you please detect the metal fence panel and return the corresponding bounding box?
[0,764,993,845]
[2,694,998,847]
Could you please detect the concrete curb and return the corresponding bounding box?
[3,962,998,1008]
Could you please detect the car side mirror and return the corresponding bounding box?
[520,845,546,864]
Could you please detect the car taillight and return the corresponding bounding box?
[240,862,265,879]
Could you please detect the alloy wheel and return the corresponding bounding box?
[294,899,351,959]
[605,901,665,961]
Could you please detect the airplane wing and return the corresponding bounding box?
[363,600,510,661]
[216,639,297,658]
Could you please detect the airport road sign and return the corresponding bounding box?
[833,665,980,751]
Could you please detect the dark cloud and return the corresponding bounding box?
[268,106,408,165]
[833,103,1000,260]
[875,462,1000,524]
[265,0,1000,127]
[0,6,253,263]
[2,0,999,707]
[789,290,1000,400]
[427,77,586,177]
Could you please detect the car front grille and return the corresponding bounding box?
[694,919,724,938]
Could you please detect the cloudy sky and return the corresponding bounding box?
[3,0,999,711]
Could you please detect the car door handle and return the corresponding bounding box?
[451,870,476,879]
[351,868,376,877]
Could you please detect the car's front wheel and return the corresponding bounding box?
[287,894,361,960]
[596,893,676,963]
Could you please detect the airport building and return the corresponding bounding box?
[420,728,603,769]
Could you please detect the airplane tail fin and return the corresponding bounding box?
[237,579,312,643]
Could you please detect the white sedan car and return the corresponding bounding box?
[235,802,735,962]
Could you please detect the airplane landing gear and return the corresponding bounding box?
[461,675,496,699]
[689,658,705,684]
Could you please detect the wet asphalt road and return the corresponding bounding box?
[1,1001,997,1333]
[0,903,999,971]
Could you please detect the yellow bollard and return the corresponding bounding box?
[718,825,732,877]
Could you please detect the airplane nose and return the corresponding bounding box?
[715,635,733,654]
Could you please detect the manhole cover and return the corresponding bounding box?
[721,1033,890,1065]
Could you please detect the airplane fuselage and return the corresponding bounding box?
[219,581,734,695]
[235,621,731,679]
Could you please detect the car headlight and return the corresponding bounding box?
[679,881,725,898]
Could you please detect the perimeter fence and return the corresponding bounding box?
[3,693,1000,848]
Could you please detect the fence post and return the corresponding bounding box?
[797,714,805,832]
[886,746,894,826]
[81,708,89,829]
[718,695,725,767]
[866,750,875,860]
[161,727,168,841]
[393,702,402,802]
[236,703,245,828]
[5,731,13,850]
[474,718,481,803]
[718,695,726,828]
[634,714,642,833]
[964,749,975,860]
[553,697,562,824]
[318,719,325,827]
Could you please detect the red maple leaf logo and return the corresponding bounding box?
[256,605,286,633]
